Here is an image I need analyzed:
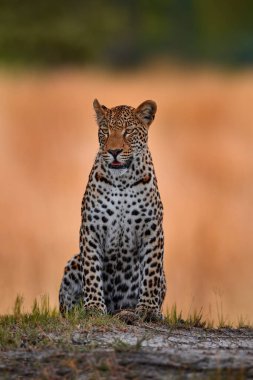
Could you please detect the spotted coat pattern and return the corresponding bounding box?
[59,99,166,320]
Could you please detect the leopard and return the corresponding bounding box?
[59,99,166,322]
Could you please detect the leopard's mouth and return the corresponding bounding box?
[109,158,133,170]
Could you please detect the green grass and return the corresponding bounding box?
[164,304,208,328]
[237,315,252,329]
[0,295,125,350]
[214,292,233,328]
[164,303,253,329]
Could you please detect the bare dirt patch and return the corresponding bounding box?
[1,323,252,379]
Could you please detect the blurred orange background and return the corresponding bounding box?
[1,67,253,324]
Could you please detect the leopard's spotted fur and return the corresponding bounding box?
[59,99,166,321]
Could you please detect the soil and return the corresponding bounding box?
[0,324,252,379]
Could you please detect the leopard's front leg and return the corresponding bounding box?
[136,226,166,322]
[80,227,107,314]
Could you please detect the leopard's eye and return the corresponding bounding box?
[100,128,109,135]
[125,128,133,135]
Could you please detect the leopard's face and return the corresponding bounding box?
[93,100,157,170]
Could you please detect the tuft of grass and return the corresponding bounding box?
[31,294,58,318]
[164,304,184,327]
[13,294,24,317]
[0,295,62,350]
[206,319,215,329]
[237,315,252,329]
[186,308,207,328]
[164,304,218,328]
[164,304,207,328]
[214,292,233,328]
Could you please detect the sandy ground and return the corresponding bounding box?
[1,324,252,379]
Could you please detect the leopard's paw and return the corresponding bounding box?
[135,307,163,322]
[115,309,138,325]
[84,301,107,315]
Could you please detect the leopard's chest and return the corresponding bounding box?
[86,180,152,234]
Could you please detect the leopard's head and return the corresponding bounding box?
[93,99,157,170]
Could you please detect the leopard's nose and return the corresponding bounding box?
[108,149,123,159]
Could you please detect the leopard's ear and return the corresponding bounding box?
[93,99,108,123]
[135,100,157,127]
